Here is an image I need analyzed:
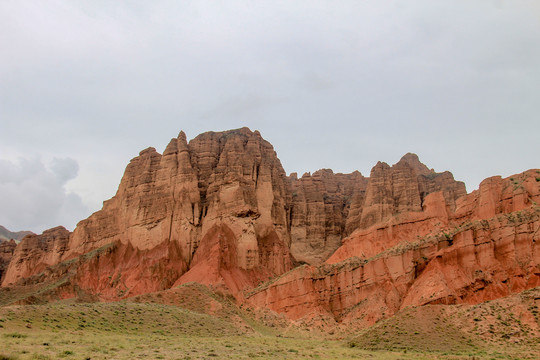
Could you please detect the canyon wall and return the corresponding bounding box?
[2,127,537,326]
[0,239,17,282]
[2,128,294,293]
[246,169,540,325]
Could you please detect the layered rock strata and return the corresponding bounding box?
[0,239,17,282]
[288,170,366,265]
[246,170,540,325]
[2,227,70,285]
[287,153,465,265]
[345,153,466,232]
[3,128,294,296]
[2,126,524,323]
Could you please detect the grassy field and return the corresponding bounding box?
[0,301,534,360]
[1,284,539,359]
[0,301,430,360]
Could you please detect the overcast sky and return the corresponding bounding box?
[1,1,539,233]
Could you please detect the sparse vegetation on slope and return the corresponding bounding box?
[1,286,539,359]
[0,299,444,360]
[350,287,540,359]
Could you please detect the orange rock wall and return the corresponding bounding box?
[247,170,540,324]
[2,227,70,285]
[3,127,534,324]
[2,129,298,295]
[289,169,366,264]
[0,239,17,282]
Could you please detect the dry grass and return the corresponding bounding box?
[350,288,540,360]
[2,283,539,359]
[0,301,422,360]
[0,298,491,360]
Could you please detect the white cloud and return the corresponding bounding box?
[0,157,89,233]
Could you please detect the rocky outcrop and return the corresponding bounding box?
[3,126,533,326]
[345,153,466,232]
[2,227,70,285]
[287,153,465,265]
[2,128,294,298]
[73,240,188,301]
[0,239,17,282]
[327,191,451,263]
[1,131,467,295]
[453,169,540,222]
[246,170,540,325]
[289,170,366,265]
[1,239,187,304]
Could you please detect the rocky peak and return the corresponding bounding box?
[8,128,294,295]
[178,130,187,141]
[396,153,432,176]
[0,128,470,301]
[346,153,466,230]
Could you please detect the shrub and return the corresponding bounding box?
[0,355,18,360]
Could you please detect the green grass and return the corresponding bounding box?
[3,332,28,338]
[0,300,511,360]
[1,298,538,360]
[0,355,18,360]
[349,300,540,360]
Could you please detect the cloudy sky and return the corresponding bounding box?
[1,1,539,233]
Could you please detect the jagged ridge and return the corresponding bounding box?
[1,128,538,330]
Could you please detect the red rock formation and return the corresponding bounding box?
[346,153,466,232]
[0,239,17,282]
[2,128,294,299]
[2,227,70,285]
[453,169,540,222]
[328,191,450,263]
[2,239,187,303]
[246,170,540,325]
[3,126,535,328]
[73,240,187,301]
[287,153,464,265]
[289,170,366,265]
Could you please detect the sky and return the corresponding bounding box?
[1,1,539,233]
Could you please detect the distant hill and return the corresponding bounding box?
[0,225,33,242]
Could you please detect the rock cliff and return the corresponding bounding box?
[2,128,295,297]
[0,239,17,282]
[2,127,536,328]
[346,153,466,232]
[2,227,70,285]
[289,169,366,265]
[246,169,540,325]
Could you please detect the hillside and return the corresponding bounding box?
[0,226,33,242]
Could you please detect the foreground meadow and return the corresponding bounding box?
[0,300,537,360]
